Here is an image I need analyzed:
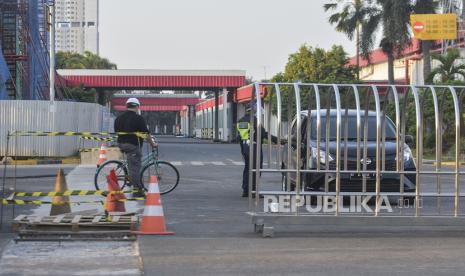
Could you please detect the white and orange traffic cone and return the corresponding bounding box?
[135,176,174,235]
[96,143,107,167]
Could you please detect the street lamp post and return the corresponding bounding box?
[48,3,56,107]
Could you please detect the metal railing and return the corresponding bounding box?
[248,82,465,236]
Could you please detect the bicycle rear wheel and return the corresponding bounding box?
[141,161,179,194]
[94,160,129,191]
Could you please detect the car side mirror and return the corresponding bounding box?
[405,135,414,145]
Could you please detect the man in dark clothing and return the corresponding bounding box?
[237,102,278,198]
[114,98,157,197]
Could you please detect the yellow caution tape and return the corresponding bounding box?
[2,197,146,205]
[2,199,104,205]
[11,131,148,138]
[81,136,115,142]
[79,148,99,152]
[12,189,145,197]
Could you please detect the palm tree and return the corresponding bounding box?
[324,0,376,80]
[325,0,412,84]
[360,0,412,84]
[412,0,439,84]
[427,48,465,83]
[427,48,465,147]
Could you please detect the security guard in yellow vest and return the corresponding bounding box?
[237,102,278,197]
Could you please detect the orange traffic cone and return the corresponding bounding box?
[50,169,71,216]
[96,143,107,167]
[135,176,174,235]
[104,169,126,213]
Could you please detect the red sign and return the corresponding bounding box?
[413,21,425,33]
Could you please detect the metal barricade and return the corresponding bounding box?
[248,82,465,237]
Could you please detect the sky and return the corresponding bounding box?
[99,0,355,81]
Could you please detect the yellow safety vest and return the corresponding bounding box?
[236,122,250,141]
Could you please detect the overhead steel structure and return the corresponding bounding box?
[0,0,51,100]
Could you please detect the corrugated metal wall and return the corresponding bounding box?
[0,100,113,157]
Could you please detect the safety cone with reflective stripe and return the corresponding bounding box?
[96,143,107,167]
[135,175,174,235]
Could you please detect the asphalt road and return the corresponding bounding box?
[139,138,465,276]
[2,137,465,275]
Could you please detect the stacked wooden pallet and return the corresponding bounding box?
[12,213,139,241]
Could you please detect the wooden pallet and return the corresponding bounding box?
[13,214,139,233]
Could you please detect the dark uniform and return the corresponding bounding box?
[237,113,277,197]
[114,111,149,189]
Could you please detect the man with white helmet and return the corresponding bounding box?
[114,97,157,197]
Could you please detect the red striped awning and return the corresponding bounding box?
[113,105,186,111]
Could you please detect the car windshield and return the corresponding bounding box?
[310,115,397,141]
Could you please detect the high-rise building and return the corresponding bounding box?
[55,0,99,54]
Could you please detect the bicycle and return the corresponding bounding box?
[94,146,179,195]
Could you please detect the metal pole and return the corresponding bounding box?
[314,85,321,172]
[267,89,272,169]
[249,90,255,210]
[222,88,229,142]
[294,83,302,203]
[351,85,361,173]
[333,85,342,216]
[371,85,381,216]
[427,86,441,214]
[214,90,219,142]
[399,87,409,213]
[49,3,56,104]
[448,86,461,217]
[275,84,282,170]
[1,132,10,229]
[286,90,292,191]
[410,85,423,217]
[254,83,262,208]
[12,133,18,220]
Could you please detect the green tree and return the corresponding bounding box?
[427,49,465,83]
[268,45,357,117]
[56,51,117,70]
[56,51,117,103]
[324,0,375,80]
[283,45,356,83]
[325,0,412,84]
[359,0,412,84]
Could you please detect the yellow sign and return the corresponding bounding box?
[411,14,457,40]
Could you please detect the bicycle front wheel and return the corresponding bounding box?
[94,160,128,191]
[141,161,179,194]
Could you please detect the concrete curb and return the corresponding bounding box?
[432,162,465,166]
[6,158,80,166]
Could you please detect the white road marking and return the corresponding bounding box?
[168,160,245,166]
[227,158,245,166]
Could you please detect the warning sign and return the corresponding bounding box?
[410,14,457,40]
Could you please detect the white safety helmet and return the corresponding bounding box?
[126,98,140,108]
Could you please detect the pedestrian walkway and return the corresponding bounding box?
[0,166,144,275]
